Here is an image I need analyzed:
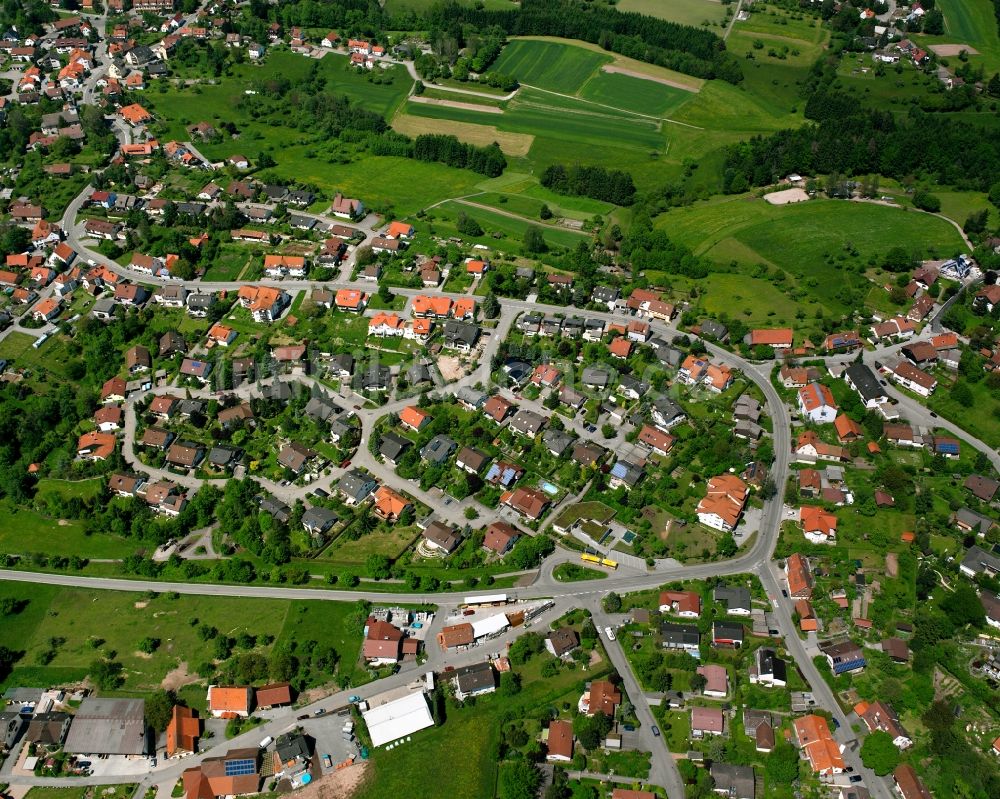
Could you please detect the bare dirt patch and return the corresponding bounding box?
[58,519,72,526]
[295,762,370,799]
[436,355,467,382]
[764,188,810,206]
[408,95,503,114]
[601,64,699,93]
[929,44,979,56]
[134,600,149,609]
[161,661,201,692]
[393,112,533,157]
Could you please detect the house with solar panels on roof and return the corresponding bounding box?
[819,639,866,675]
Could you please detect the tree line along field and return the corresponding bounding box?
[0,582,365,700]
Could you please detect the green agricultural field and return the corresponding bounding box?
[0,504,134,559]
[577,71,695,117]
[917,0,1000,74]
[615,0,728,28]
[491,39,612,94]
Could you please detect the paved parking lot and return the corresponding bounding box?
[297,710,359,774]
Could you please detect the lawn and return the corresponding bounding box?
[35,477,104,503]
[25,786,135,799]
[916,0,1000,75]
[577,71,695,117]
[0,330,37,361]
[616,0,728,28]
[0,504,135,559]
[927,374,1000,449]
[323,525,421,564]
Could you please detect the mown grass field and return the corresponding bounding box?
[577,71,694,116]
[430,200,592,250]
[615,0,728,28]
[392,111,535,156]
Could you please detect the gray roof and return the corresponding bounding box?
[443,320,480,347]
[543,429,575,456]
[260,494,291,522]
[509,409,546,437]
[660,622,700,646]
[955,508,995,534]
[275,731,309,763]
[3,687,43,703]
[452,661,495,695]
[582,366,610,387]
[338,469,377,502]
[845,363,885,403]
[379,432,410,462]
[714,585,751,613]
[960,545,1000,576]
[208,446,241,467]
[710,763,755,799]
[302,506,339,532]
[63,698,148,756]
[420,434,456,464]
[700,319,728,340]
[456,386,487,408]
[304,394,340,422]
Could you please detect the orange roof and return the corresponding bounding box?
[608,337,632,358]
[696,474,748,528]
[264,254,305,269]
[547,720,573,760]
[800,506,837,537]
[119,103,151,124]
[786,552,813,598]
[793,714,844,774]
[799,382,836,413]
[466,259,487,274]
[238,285,283,312]
[704,363,732,390]
[368,311,403,331]
[208,686,251,713]
[166,705,199,757]
[387,221,413,238]
[77,431,116,460]
[410,318,432,335]
[867,441,881,454]
[900,531,915,543]
[412,295,452,316]
[373,485,411,519]
[335,289,366,309]
[33,297,59,317]
[399,405,431,430]
[750,327,793,347]
[208,323,235,342]
[453,298,475,318]
[834,414,862,441]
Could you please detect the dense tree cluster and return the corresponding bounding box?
[411,134,507,177]
[540,164,636,206]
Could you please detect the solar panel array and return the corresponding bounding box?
[224,758,255,777]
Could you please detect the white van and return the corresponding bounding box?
[258,736,274,749]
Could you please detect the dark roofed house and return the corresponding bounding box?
[379,432,411,465]
[710,764,755,799]
[302,506,338,536]
[25,711,72,748]
[545,628,579,658]
[254,683,292,709]
[965,474,999,503]
[421,520,460,554]
[277,442,318,474]
[337,469,378,505]
[881,637,910,663]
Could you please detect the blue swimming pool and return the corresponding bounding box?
[540,481,559,496]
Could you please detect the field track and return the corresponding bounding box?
[600,64,699,93]
[409,96,503,114]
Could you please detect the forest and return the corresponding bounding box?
[540,164,636,206]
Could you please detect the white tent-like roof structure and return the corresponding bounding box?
[472,613,509,639]
[362,691,434,747]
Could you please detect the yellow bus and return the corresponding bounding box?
[600,558,618,570]
[581,553,602,565]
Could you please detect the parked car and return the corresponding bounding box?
[349,695,361,703]
[651,725,661,737]
[296,714,309,721]
[322,754,333,768]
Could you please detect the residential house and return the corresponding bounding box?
[751,647,786,687]
[820,639,866,675]
[785,553,813,598]
[421,521,461,554]
[792,714,844,776]
[545,628,579,659]
[798,383,838,423]
[483,521,520,555]
[893,764,932,799]
[501,486,550,520]
[373,486,412,522]
[844,363,888,408]
[691,706,724,738]
[696,475,748,532]
[697,664,728,698]
[546,720,573,762]
[452,662,496,701]
[362,619,403,665]
[855,700,911,749]
[207,686,253,718]
[659,622,700,658]
[337,470,378,506]
[714,585,752,616]
[710,764,754,799]
[659,590,701,618]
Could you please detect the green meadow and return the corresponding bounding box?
[615,0,728,28]
[491,39,612,94]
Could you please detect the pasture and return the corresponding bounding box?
[391,111,535,156]
[615,0,728,28]
[429,200,592,250]
[657,196,968,325]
